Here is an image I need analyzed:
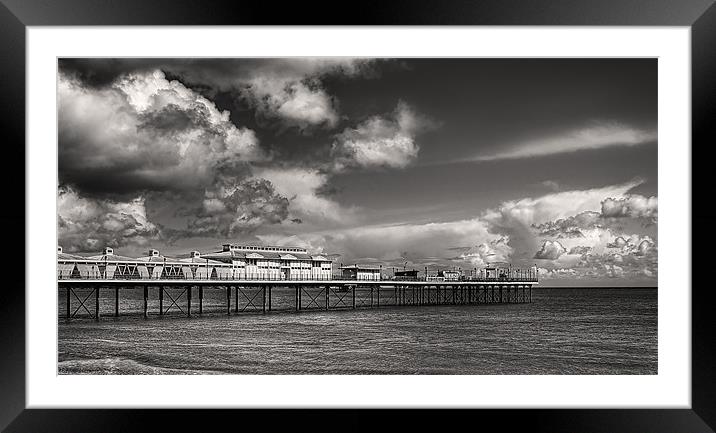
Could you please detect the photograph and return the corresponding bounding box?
[55,57,658,376]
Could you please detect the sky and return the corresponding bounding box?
[57,58,657,286]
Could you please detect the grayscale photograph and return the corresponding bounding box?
[56,58,657,375]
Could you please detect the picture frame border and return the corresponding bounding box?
[2,0,713,431]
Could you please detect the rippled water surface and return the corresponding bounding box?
[58,287,657,374]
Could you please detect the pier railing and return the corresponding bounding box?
[57,272,538,283]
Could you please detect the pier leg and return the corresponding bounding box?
[235,286,239,313]
[370,287,374,307]
[299,286,302,310]
[199,286,203,314]
[352,286,356,309]
[115,287,119,317]
[95,286,100,321]
[187,285,191,317]
[143,285,148,319]
[263,286,266,314]
[268,286,272,311]
[159,287,164,316]
[530,286,532,303]
[226,286,231,315]
[325,285,329,310]
[295,286,299,311]
[66,287,71,319]
[499,286,503,304]
[377,286,380,307]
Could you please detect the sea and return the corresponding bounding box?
[57,287,657,375]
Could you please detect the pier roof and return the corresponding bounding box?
[57,252,89,261]
[340,265,381,271]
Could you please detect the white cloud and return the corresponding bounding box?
[472,121,656,162]
[58,187,159,252]
[602,195,658,219]
[59,70,262,192]
[235,59,375,131]
[252,167,355,226]
[483,179,644,262]
[534,240,567,260]
[458,240,512,268]
[331,101,436,170]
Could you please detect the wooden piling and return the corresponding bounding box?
[199,286,203,314]
[159,287,164,316]
[95,286,100,321]
[187,285,191,317]
[352,286,356,309]
[325,285,329,310]
[234,286,239,313]
[226,286,231,315]
[143,285,148,319]
[262,286,266,314]
[114,287,119,317]
[66,287,71,319]
[268,286,272,311]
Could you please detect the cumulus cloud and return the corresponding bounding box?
[331,101,437,170]
[178,178,289,239]
[59,69,262,195]
[58,187,160,252]
[607,236,628,248]
[456,239,512,268]
[60,58,378,132]
[569,246,592,255]
[534,240,568,260]
[471,121,656,162]
[252,167,355,227]
[483,179,643,264]
[213,58,375,131]
[601,195,658,219]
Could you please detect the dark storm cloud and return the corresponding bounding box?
[181,178,290,239]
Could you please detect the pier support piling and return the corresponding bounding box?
[226,286,231,315]
[66,287,70,319]
[143,285,148,319]
[159,287,164,316]
[115,287,119,317]
[199,286,203,314]
[235,286,239,313]
[263,286,267,314]
[187,286,191,317]
[95,287,100,321]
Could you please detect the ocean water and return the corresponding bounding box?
[57,287,657,375]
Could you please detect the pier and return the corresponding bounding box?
[57,276,537,321]
[57,245,537,321]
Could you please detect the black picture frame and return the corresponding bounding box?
[1,0,713,431]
